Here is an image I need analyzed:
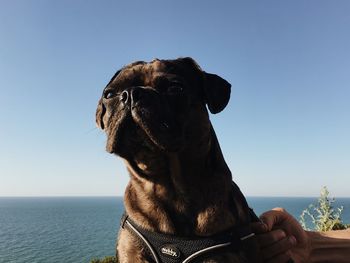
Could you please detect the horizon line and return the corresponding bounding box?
[1,195,350,198]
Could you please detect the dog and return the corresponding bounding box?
[96,57,261,263]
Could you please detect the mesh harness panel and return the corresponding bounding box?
[119,182,262,263]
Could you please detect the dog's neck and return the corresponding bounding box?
[123,126,241,236]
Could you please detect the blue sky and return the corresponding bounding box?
[1,0,349,197]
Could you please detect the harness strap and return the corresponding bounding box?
[121,213,256,263]
[121,215,160,263]
[119,181,261,263]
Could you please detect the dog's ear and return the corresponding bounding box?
[202,72,231,114]
[174,57,231,114]
[96,69,122,130]
[96,98,106,130]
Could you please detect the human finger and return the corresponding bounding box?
[262,236,296,260]
[257,229,287,247]
[251,222,268,234]
[259,210,288,230]
[272,207,287,213]
[266,252,293,263]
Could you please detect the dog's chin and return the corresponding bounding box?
[106,109,184,157]
[133,108,185,153]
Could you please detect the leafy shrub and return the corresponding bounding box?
[300,186,349,231]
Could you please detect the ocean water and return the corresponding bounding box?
[1,196,349,263]
[0,197,124,263]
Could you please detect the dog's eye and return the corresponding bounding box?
[167,85,183,95]
[104,89,116,99]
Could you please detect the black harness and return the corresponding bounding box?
[119,182,262,263]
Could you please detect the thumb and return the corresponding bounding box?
[259,208,287,231]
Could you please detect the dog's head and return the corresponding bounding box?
[96,57,231,174]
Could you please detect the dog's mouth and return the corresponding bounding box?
[106,102,185,157]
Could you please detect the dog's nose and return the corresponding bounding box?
[130,87,141,103]
[120,87,144,106]
[120,90,129,104]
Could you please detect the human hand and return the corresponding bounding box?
[251,208,310,263]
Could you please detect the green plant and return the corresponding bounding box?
[90,256,118,263]
[300,186,348,231]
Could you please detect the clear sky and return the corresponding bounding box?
[1,0,349,197]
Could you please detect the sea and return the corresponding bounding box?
[1,196,350,263]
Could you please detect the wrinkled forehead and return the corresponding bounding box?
[110,59,177,88]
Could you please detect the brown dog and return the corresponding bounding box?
[96,58,261,263]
